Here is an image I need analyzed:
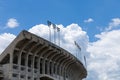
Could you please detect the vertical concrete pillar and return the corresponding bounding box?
[55,63,58,78]
[62,66,65,80]
[40,58,42,74]
[47,61,50,75]
[49,61,52,76]
[58,65,61,80]
[18,52,22,80]
[25,53,29,80]
[37,57,40,80]
[53,62,56,77]
[63,68,66,80]
[51,61,54,76]
[42,59,45,74]
[9,52,13,80]
[69,69,73,80]
[45,60,47,74]
[32,55,35,80]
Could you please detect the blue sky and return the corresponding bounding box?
[0,0,120,41]
[0,0,120,80]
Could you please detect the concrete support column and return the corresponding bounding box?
[42,59,45,74]
[9,52,13,80]
[60,66,64,79]
[45,60,47,74]
[62,67,65,80]
[68,69,71,80]
[25,53,29,80]
[47,60,50,75]
[55,63,58,78]
[49,61,52,75]
[61,66,65,80]
[51,61,54,76]
[32,55,35,80]
[37,57,40,80]
[63,68,66,80]
[70,70,73,80]
[59,65,62,79]
[66,62,73,80]
[53,62,56,77]
[40,58,43,74]
[58,65,61,80]
[18,52,22,80]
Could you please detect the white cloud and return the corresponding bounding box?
[84,18,94,23]
[1,20,120,80]
[29,23,120,80]
[0,23,89,62]
[29,24,49,40]
[0,33,16,54]
[87,30,120,80]
[105,18,120,31]
[29,23,89,63]
[28,22,120,80]
[6,18,19,28]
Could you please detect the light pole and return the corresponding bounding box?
[47,21,60,46]
[47,20,52,42]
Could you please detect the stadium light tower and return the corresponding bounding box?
[74,41,87,71]
[52,23,56,44]
[74,41,81,58]
[47,20,60,46]
[57,27,60,46]
[47,20,52,42]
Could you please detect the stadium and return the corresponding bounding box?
[0,30,87,80]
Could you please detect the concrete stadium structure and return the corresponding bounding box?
[0,30,87,80]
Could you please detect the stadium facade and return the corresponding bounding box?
[0,30,87,80]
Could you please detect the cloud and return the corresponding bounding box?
[6,18,19,28]
[87,30,120,80]
[29,23,89,63]
[29,22,120,80]
[1,21,120,80]
[105,18,120,31]
[0,23,89,62]
[84,18,94,23]
[0,33,16,54]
